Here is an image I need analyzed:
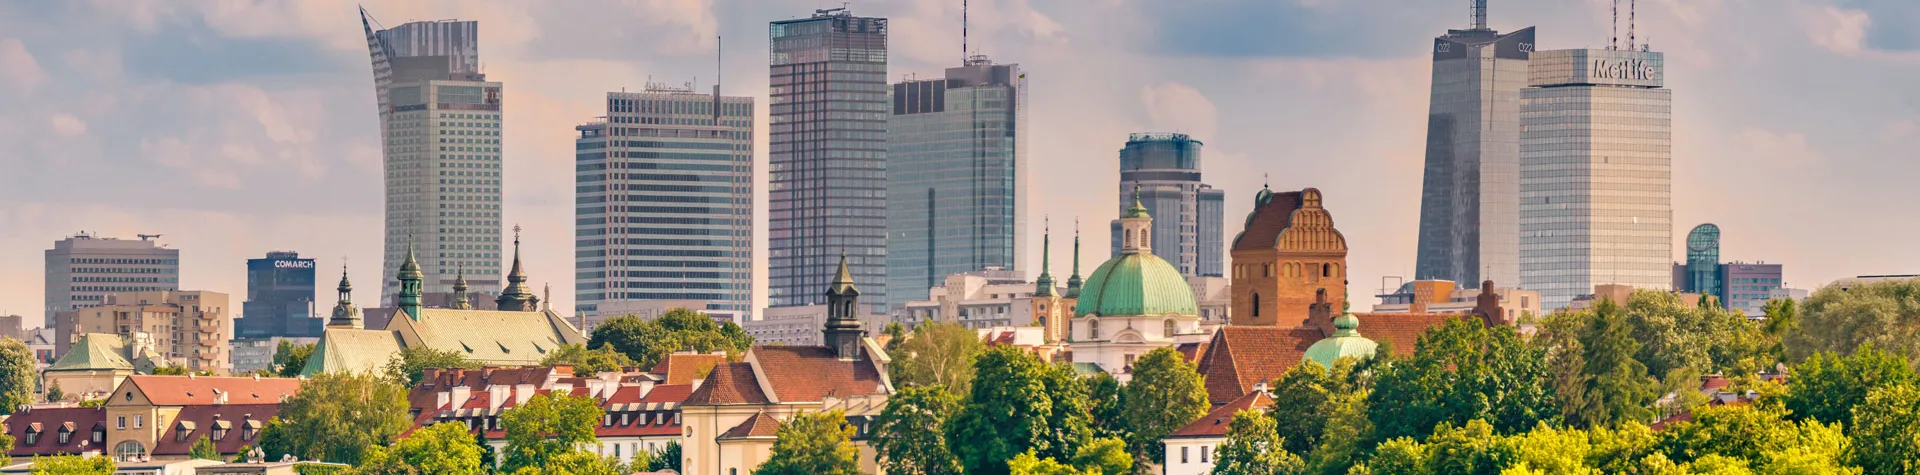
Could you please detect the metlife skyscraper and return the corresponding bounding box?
[1520,48,1672,310]
[1412,8,1534,288]
[768,8,889,312]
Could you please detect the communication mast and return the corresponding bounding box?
[1471,0,1488,29]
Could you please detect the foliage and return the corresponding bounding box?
[587,309,752,369]
[539,343,638,374]
[1368,317,1555,442]
[1210,409,1306,475]
[275,340,316,377]
[153,364,189,375]
[501,392,602,472]
[645,440,681,472]
[1268,359,1362,457]
[755,409,861,475]
[353,422,485,475]
[1037,360,1096,461]
[29,454,114,474]
[348,446,420,475]
[191,435,221,460]
[44,382,62,403]
[1567,298,1659,428]
[1122,347,1209,462]
[77,397,105,407]
[1847,383,1920,474]
[1303,389,1371,475]
[1658,404,1857,473]
[511,451,628,475]
[872,385,962,475]
[1085,373,1128,442]
[383,346,481,388]
[259,371,411,465]
[888,321,986,396]
[1072,437,1133,475]
[1623,291,1769,377]
[1787,278,1920,366]
[1783,344,1916,425]
[948,346,1079,475]
[1008,451,1095,475]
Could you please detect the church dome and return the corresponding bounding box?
[1073,253,1198,317]
[1304,313,1377,368]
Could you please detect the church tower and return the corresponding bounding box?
[449,265,473,310]
[1119,186,1153,255]
[496,226,541,312]
[328,265,363,329]
[397,237,424,320]
[1029,223,1067,343]
[823,253,866,361]
[1228,186,1348,327]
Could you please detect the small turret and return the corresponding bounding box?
[449,265,472,310]
[328,264,363,329]
[496,225,540,312]
[1034,221,1058,298]
[397,237,423,320]
[823,252,865,361]
[1119,186,1153,255]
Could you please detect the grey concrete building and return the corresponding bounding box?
[44,234,179,328]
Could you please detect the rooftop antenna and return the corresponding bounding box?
[714,35,723,125]
[1627,0,1637,51]
[1610,0,1619,50]
[963,0,969,64]
[1471,0,1487,30]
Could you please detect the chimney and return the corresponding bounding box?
[422,368,441,389]
[212,388,228,405]
[514,384,534,406]
[487,385,510,412]
[551,365,574,378]
[637,380,657,399]
[450,386,472,410]
[1307,290,1336,336]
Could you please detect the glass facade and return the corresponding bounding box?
[1414,26,1534,288]
[1676,223,1722,297]
[1520,48,1673,311]
[1719,263,1783,316]
[768,10,890,312]
[237,252,321,339]
[886,58,1027,304]
[575,90,756,316]
[1109,133,1225,277]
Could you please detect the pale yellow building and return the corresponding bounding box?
[66,291,231,375]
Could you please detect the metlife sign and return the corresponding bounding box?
[1527,49,1664,88]
[1591,59,1657,82]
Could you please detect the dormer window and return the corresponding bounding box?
[23,424,40,445]
[57,427,71,445]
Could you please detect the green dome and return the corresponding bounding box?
[1073,253,1197,317]
[1304,314,1377,368]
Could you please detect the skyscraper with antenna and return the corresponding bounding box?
[1412,0,1534,288]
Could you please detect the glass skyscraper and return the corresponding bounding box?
[1108,133,1225,277]
[361,8,500,305]
[236,251,322,339]
[575,88,755,317]
[1413,18,1534,288]
[1519,48,1673,311]
[768,8,890,312]
[886,57,1027,304]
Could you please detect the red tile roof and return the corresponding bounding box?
[1175,341,1209,363]
[1231,191,1304,251]
[650,353,726,386]
[718,412,781,440]
[683,362,769,405]
[1168,391,1273,438]
[149,404,280,456]
[5,406,104,457]
[1351,313,1469,358]
[126,375,303,406]
[1194,327,1320,404]
[751,346,888,402]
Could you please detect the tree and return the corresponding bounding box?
[1304,389,1371,475]
[755,409,861,475]
[1008,451,1094,475]
[44,382,62,403]
[1122,347,1209,463]
[153,364,189,375]
[384,346,481,387]
[888,321,986,396]
[513,451,628,475]
[646,440,681,472]
[539,343,638,375]
[29,455,114,474]
[274,340,316,377]
[1037,361,1096,462]
[1210,409,1305,475]
[1569,298,1658,429]
[1657,404,1854,473]
[872,386,962,475]
[349,446,420,475]
[1787,279,1920,366]
[501,392,602,472]
[948,346,1065,475]
[1783,344,1916,425]
[587,309,752,369]
[1368,317,1555,442]
[1085,373,1128,442]
[1848,383,1920,474]
[368,422,486,475]
[191,435,220,460]
[1267,360,1354,456]
[258,372,411,465]
[1070,437,1132,475]
[0,337,40,413]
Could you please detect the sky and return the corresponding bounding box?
[2,0,1918,326]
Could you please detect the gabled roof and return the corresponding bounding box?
[393,308,586,365]
[683,362,769,405]
[650,353,726,385]
[718,412,781,440]
[4,406,104,457]
[1351,313,1465,358]
[752,346,889,402]
[300,327,403,377]
[1231,190,1304,251]
[149,404,279,456]
[46,334,132,372]
[1168,391,1273,439]
[125,376,304,406]
[1194,327,1320,405]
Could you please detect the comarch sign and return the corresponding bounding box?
[274,260,316,269]
[1591,59,1658,81]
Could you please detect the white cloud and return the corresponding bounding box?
[1139,82,1218,140]
[48,114,87,138]
[1804,5,1871,55]
[0,38,47,94]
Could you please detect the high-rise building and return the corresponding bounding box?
[66,291,232,374]
[1520,47,1673,310]
[767,8,890,312]
[44,234,179,328]
[575,87,756,319]
[361,9,501,305]
[886,56,1027,303]
[1108,133,1225,278]
[235,252,322,339]
[1412,8,1535,287]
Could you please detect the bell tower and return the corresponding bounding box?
[823,253,866,360]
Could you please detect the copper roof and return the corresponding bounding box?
[1168,391,1273,438]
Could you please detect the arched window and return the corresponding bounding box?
[1088,319,1101,340]
[1323,263,1333,278]
[1251,293,1261,317]
[1124,230,1134,248]
[115,440,147,462]
[1142,232,1150,250]
[1163,319,1177,337]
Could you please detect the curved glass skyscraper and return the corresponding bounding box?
[1412,12,1534,288]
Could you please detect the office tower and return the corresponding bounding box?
[67,291,232,374]
[1412,5,1534,287]
[1520,47,1672,310]
[235,251,322,339]
[1673,223,1721,297]
[361,8,500,305]
[44,234,179,328]
[1108,133,1225,278]
[1671,224,1786,316]
[887,56,1027,303]
[768,8,890,312]
[575,87,756,323]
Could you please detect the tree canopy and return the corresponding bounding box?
[383,346,481,387]
[1368,317,1556,442]
[352,422,486,475]
[0,337,34,415]
[1783,344,1916,425]
[1787,279,1920,366]
[539,343,638,375]
[29,455,114,475]
[1211,409,1306,475]
[500,392,602,472]
[947,346,1091,475]
[887,321,985,396]
[587,309,752,369]
[1122,347,1209,462]
[258,371,411,465]
[872,385,962,475]
[754,409,862,475]
[274,339,315,377]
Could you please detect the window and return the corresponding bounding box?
[1201,445,1210,463]
[1181,446,1189,463]
[1252,293,1261,317]
[1163,319,1177,337]
[23,430,37,445]
[134,416,143,429]
[57,428,70,445]
[114,440,148,462]
[1088,319,1100,339]
[117,416,126,430]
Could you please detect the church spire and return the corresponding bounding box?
[329,263,363,329]
[1065,220,1084,298]
[824,252,865,360]
[497,225,541,312]
[1119,185,1154,255]
[450,264,472,310]
[397,236,423,320]
[1034,218,1058,297]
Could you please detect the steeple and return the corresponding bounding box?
[1065,221,1084,298]
[1119,185,1154,255]
[397,236,424,320]
[328,264,363,329]
[496,225,541,312]
[449,264,472,310]
[823,252,866,361]
[1034,219,1058,298]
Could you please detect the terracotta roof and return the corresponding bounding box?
[1230,191,1304,251]
[1193,327,1319,404]
[751,346,888,402]
[1175,341,1209,363]
[650,353,726,385]
[149,404,279,456]
[126,376,303,406]
[718,412,781,439]
[5,406,104,457]
[683,362,769,405]
[1168,391,1273,438]
[1351,313,1467,358]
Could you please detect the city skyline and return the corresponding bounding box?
[3,0,1919,325]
